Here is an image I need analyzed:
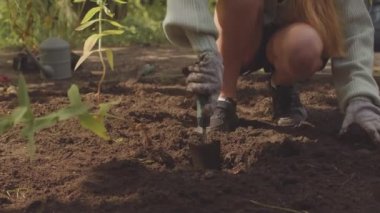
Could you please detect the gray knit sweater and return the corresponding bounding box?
[163,0,380,112]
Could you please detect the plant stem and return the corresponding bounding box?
[97,0,106,98]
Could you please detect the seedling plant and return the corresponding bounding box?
[0,0,127,156]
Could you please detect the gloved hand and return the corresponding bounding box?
[340,97,380,144]
[183,51,223,95]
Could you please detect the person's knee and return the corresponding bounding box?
[287,24,323,78]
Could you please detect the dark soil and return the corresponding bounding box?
[1,48,380,213]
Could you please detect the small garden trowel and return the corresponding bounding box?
[189,95,221,170]
[197,95,209,143]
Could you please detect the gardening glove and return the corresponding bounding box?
[340,97,380,144]
[183,51,223,96]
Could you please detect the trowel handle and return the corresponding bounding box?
[197,95,210,128]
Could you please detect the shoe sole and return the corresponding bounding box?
[277,113,308,127]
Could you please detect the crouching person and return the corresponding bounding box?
[210,0,380,144]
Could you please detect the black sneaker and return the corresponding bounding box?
[271,84,307,127]
[209,99,239,131]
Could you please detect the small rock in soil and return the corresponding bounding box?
[202,170,215,180]
[224,151,238,168]
[231,163,247,175]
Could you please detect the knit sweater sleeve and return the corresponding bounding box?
[163,0,218,49]
[331,0,380,112]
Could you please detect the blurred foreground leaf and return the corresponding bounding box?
[0,75,118,156]
[79,100,120,140]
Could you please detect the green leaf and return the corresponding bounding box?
[0,106,32,135]
[73,0,86,2]
[17,75,30,107]
[74,34,100,71]
[75,20,97,31]
[54,84,89,120]
[80,6,101,24]
[20,120,36,158]
[103,6,114,18]
[78,100,119,140]
[101,30,124,36]
[11,107,29,124]
[67,85,83,106]
[0,116,14,134]
[75,51,94,71]
[79,113,110,140]
[83,34,100,53]
[104,19,126,29]
[54,105,89,121]
[113,0,127,4]
[98,100,120,117]
[105,49,114,71]
[16,75,34,122]
[76,19,125,31]
[33,115,59,132]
